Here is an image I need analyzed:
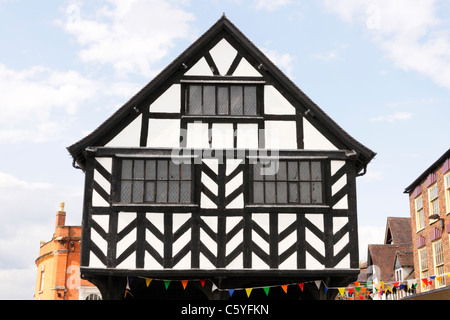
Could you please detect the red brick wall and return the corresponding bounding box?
[409,161,450,293]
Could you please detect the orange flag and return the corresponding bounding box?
[182,280,188,290]
[281,285,288,293]
[145,278,153,287]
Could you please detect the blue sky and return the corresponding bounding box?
[1,0,449,299]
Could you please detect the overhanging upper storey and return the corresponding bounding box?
[67,15,376,173]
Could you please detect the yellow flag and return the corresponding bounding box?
[338,288,346,297]
[436,276,442,284]
[380,282,384,289]
[245,288,253,298]
[146,278,153,287]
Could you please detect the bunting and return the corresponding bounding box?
[123,271,449,300]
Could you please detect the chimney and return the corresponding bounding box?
[56,202,66,227]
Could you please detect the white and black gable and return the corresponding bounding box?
[68,15,375,299]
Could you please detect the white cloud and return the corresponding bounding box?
[0,172,52,190]
[254,0,291,11]
[59,0,196,77]
[322,0,450,90]
[262,47,296,78]
[369,111,412,123]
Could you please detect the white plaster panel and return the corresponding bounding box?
[233,57,261,77]
[333,195,348,209]
[303,118,338,150]
[237,123,259,149]
[149,84,181,113]
[116,212,137,259]
[264,85,295,115]
[264,121,297,149]
[147,119,180,148]
[209,38,237,75]
[212,123,234,149]
[306,252,325,269]
[106,114,142,147]
[184,57,214,76]
[92,190,109,207]
[330,160,345,176]
[91,215,109,256]
[95,157,112,174]
[94,169,110,195]
[186,122,209,148]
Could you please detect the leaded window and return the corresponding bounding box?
[120,159,192,204]
[185,84,258,116]
[251,160,323,205]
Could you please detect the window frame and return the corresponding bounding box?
[248,158,327,206]
[182,81,263,117]
[115,157,196,206]
[444,172,450,214]
[432,239,446,288]
[418,247,429,291]
[415,195,425,232]
[428,183,439,221]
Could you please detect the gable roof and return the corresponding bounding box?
[67,15,376,171]
[384,217,412,245]
[367,244,412,282]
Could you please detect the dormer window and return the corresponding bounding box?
[184,83,260,116]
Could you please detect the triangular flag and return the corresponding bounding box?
[436,276,442,283]
[348,288,354,296]
[298,283,304,291]
[146,278,153,287]
[181,280,188,290]
[164,280,171,290]
[361,287,367,294]
[388,286,393,293]
[281,285,288,293]
[245,288,252,298]
[338,288,346,297]
[392,282,399,287]
[126,277,130,290]
[355,286,361,292]
[229,289,235,297]
[365,281,372,287]
[200,279,206,287]
[263,287,270,296]
[380,281,384,289]
[314,280,321,290]
[429,276,436,280]
[211,283,218,292]
[354,281,360,287]
[324,285,328,293]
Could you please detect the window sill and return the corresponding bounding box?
[112,203,198,212]
[246,204,330,213]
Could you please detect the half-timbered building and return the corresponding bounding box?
[67,16,376,300]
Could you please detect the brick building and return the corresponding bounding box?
[404,148,450,298]
[34,203,101,300]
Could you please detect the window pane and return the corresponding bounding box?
[156,181,167,202]
[145,181,155,202]
[300,182,310,204]
[168,181,179,203]
[299,162,310,181]
[145,160,156,180]
[277,182,287,204]
[132,181,144,202]
[311,162,322,181]
[180,181,191,203]
[133,160,144,179]
[230,86,243,115]
[265,181,276,204]
[253,163,264,181]
[253,182,264,203]
[217,86,229,115]
[288,162,299,181]
[289,183,299,203]
[203,85,216,115]
[157,160,168,180]
[276,161,287,180]
[180,163,191,180]
[244,86,257,115]
[169,161,180,180]
[311,182,322,204]
[188,85,202,114]
[121,181,132,202]
[122,160,133,179]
